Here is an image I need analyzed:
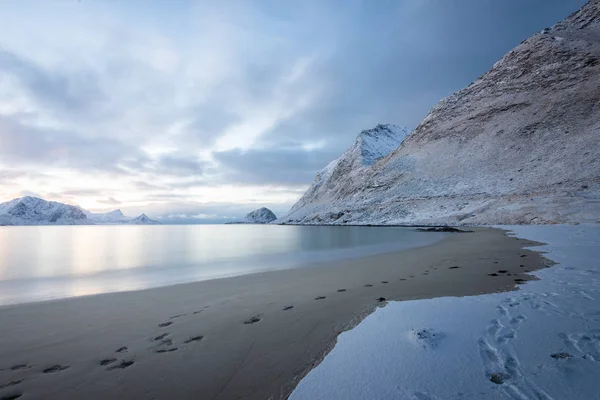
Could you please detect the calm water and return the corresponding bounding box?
[0,225,445,305]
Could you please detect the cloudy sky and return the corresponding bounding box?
[0,0,585,223]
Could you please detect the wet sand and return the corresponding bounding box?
[0,227,548,400]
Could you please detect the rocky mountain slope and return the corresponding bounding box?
[281,0,600,226]
[0,196,88,225]
[0,197,160,226]
[244,207,277,224]
[287,124,409,217]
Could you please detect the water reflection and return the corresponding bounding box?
[0,225,445,305]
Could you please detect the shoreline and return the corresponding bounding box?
[0,227,446,310]
[0,227,549,400]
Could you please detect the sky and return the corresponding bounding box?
[0,0,586,223]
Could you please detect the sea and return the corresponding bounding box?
[0,224,445,305]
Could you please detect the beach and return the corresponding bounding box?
[0,227,547,400]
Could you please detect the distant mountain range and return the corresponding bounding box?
[0,196,161,226]
[280,1,600,225]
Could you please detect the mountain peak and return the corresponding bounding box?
[283,123,410,218]
[245,207,277,224]
[129,213,161,225]
[281,1,600,225]
[354,124,410,166]
[0,196,88,225]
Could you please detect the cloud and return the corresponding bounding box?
[98,197,121,205]
[0,116,147,172]
[0,0,586,218]
[0,48,106,115]
[213,146,339,185]
[154,154,207,176]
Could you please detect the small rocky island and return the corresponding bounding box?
[228,207,277,224]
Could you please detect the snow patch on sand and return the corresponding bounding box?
[291,224,600,400]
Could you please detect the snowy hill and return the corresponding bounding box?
[244,207,277,224]
[0,197,160,226]
[282,1,600,226]
[0,197,88,225]
[86,209,128,224]
[129,213,161,225]
[284,124,409,219]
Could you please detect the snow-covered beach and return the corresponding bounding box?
[292,224,600,400]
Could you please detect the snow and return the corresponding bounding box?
[244,207,277,224]
[0,197,160,225]
[291,224,600,400]
[0,196,88,225]
[281,1,600,226]
[129,213,161,225]
[87,209,128,223]
[282,124,410,220]
[356,124,411,167]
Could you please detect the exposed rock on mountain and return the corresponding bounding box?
[129,213,162,225]
[287,124,409,218]
[0,196,88,225]
[281,1,600,226]
[244,207,277,224]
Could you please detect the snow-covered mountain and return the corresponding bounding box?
[244,207,277,224]
[0,197,160,226]
[286,124,409,218]
[0,196,88,225]
[86,209,128,224]
[129,213,161,225]
[282,1,600,226]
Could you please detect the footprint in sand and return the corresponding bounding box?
[155,348,178,353]
[498,270,508,274]
[243,315,261,324]
[158,322,173,328]
[314,296,326,300]
[488,273,499,277]
[364,284,373,287]
[106,360,134,371]
[399,278,407,281]
[42,365,69,374]
[381,281,389,284]
[157,338,173,346]
[193,305,211,314]
[170,314,187,320]
[184,336,204,344]
[337,289,347,292]
[115,347,128,353]
[99,358,117,366]
[283,306,294,311]
[0,380,22,390]
[154,333,169,341]
[449,266,460,269]
[9,365,30,371]
[0,393,23,400]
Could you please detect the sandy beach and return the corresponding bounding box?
[0,227,547,400]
